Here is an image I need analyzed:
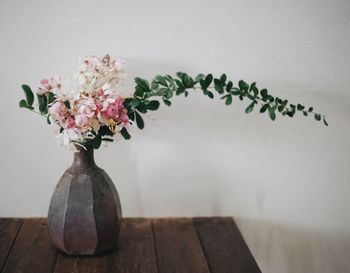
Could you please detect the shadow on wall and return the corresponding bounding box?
[235,217,350,273]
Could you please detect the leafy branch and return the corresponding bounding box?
[122,72,328,139]
[19,84,55,124]
[19,73,328,145]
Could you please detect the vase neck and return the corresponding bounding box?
[70,144,97,172]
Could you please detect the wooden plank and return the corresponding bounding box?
[153,218,210,273]
[1,218,57,273]
[110,218,158,273]
[0,218,23,271]
[53,218,158,273]
[53,253,109,273]
[194,217,261,273]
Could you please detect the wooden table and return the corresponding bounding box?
[0,217,261,273]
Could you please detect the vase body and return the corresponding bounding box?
[47,144,122,255]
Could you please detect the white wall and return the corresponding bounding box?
[1,0,350,272]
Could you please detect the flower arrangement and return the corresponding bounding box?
[19,54,327,149]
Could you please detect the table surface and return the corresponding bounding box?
[0,217,261,273]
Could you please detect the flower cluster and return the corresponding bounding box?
[20,54,327,150]
[39,55,129,146]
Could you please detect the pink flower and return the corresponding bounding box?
[49,101,68,124]
[95,101,103,111]
[105,104,119,119]
[66,116,75,128]
[35,55,131,146]
[75,114,89,127]
[116,97,124,108]
[37,76,61,95]
[120,112,129,123]
[102,97,129,124]
[40,79,49,85]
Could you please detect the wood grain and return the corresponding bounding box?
[194,217,261,273]
[0,217,262,273]
[53,218,158,273]
[1,218,57,273]
[54,253,109,273]
[153,218,210,273]
[110,218,158,273]
[0,218,22,271]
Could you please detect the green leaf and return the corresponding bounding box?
[120,127,131,140]
[156,87,170,96]
[98,125,114,136]
[308,107,314,112]
[278,105,285,112]
[19,99,27,108]
[154,75,168,87]
[64,100,70,109]
[175,79,183,88]
[231,87,240,95]
[267,95,274,102]
[37,94,48,114]
[323,117,328,126]
[163,88,173,99]
[314,113,321,121]
[136,104,147,113]
[135,111,145,129]
[268,107,276,121]
[214,79,224,93]
[163,99,171,106]
[199,79,207,90]
[130,98,141,108]
[238,80,249,92]
[297,104,305,111]
[176,72,185,79]
[225,95,232,105]
[226,81,233,91]
[249,82,257,92]
[135,86,145,97]
[260,89,268,99]
[164,75,174,82]
[128,110,135,121]
[206,91,214,99]
[183,74,194,88]
[102,137,114,142]
[249,82,259,97]
[134,78,150,97]
[275,97,281,104]
[93,135,102,149]
[22,84,34,106]
[176,87,185,96]
[195,74,205,82]
[46,114,51,124]
[147,100,160,111]
[151,82,159,90]
[220,74,227,84]
[286,111,295,117]
[176,72,193,88]
[135,77,150,91]
[205,74,213,87]
[245,102,255,113]
[48,92,55,104]
[260,104,269,113]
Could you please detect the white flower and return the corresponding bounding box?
[44,54,129,147]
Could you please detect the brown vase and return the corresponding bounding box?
[47,143,122,255]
